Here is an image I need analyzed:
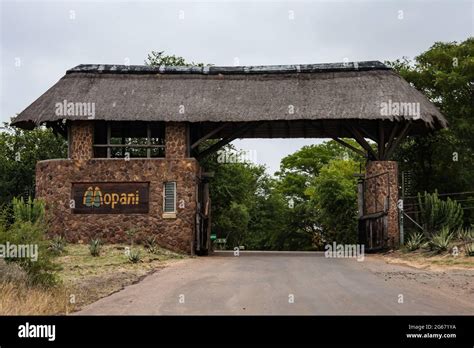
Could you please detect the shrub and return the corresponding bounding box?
[457,227,473,242]
[0,259,28,284]
[0,282,67,315]
[0,221,59,286]
[125,228,137,246]
[465,243,474,257]
[417,191,463,236]
[128,249,141,263]
[89,239,102,257]
[12,197,45,224]
[428,227,453,253]
[405,232,424,251]
[144,236,158,254]
[48,236,66,256]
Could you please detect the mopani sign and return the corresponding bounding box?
[72,182,149,214]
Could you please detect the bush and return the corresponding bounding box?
[457,227,473,242]
[125,228,137,246]
[144,236,158,254]
[465,243,474,257]
[310,159,359,244]
[0,259,28,284]
[0,221,59,286]
[48,236,66,256]
[428,227,453,253]
[405,232,424,251]
[12,197,45,224]
[128,249,141,263]
[417,191,463,236]
[89,239,102,257]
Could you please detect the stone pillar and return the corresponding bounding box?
[165,122,188,159]
[364,161,399,248]
[70,121,93,160]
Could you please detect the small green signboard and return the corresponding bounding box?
[210,234,217,241]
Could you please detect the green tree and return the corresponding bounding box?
[0,124,67,208]
[274,140,364,249]
[307,159,359,244]
[145,51,207,67]
[388,37,474,225]
[199,146,264,247]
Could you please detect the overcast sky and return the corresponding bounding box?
[1,0,472,174]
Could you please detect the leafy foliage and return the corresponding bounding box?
[0,124,67,208]
[145,51,207,67]
[48,236,66,256]
[308,159,359,244]
[0,199,59,286]
[465,242,474,256]
[428,227,454,253]
[405,232,424,251]
[144,236,158,254]
[89,239,102,257]
[128,249,141,263]
[417,191,463,236]
[12,197,45,225]
[390,38,474,226]
[201,140,364,250]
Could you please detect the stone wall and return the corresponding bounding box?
[39,121,198,254]
[36,158,200,254]
[364,161,399,248]
[70,121,93,160]
[165,122,188,159]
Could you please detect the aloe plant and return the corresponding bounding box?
[48,236,66,255]
[405,232,424,251]
[89,238,102,257]
[128,249,141,263]
[144,236,158,254]
[428,227,453,253]
[417,191,463,237]
[465,243,474,257]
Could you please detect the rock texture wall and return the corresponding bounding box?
[364,161,399,248]
[166,122,188,159]
[70,122,93,160]
[36,158,200,253]
[37,121,199,254]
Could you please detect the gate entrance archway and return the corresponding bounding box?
[11,61,447,254]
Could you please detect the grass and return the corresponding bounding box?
[0,282,67,315]
[385,248,474,270]
[0,243,186,315]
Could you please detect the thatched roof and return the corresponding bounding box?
[12,61,446,138]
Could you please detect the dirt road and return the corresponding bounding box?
[77,251,474,315]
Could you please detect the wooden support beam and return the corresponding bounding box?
[286,121,291,138]
[191,123,228,149]
[320,122,367,158]
[302,120,307,138]
[331,137,367,158]
[346,125,379,160]
[384,122,411,159]
[384,122,400,157]
[359,127,378,142]
[195,123,257,160]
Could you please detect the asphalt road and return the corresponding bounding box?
[77,251,474,315]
